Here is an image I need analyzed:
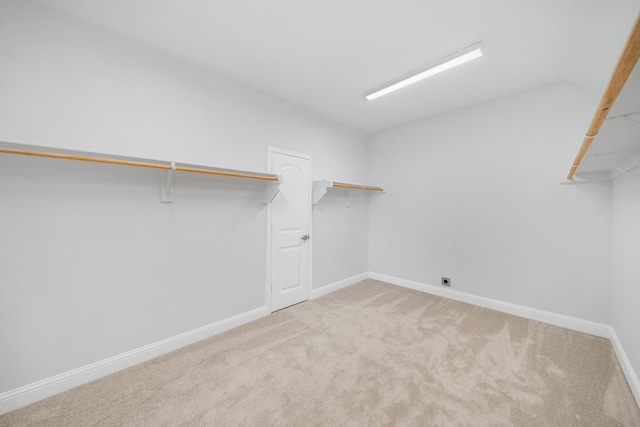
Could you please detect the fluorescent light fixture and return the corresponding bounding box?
[364,42,484,101]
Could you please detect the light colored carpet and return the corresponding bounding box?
[1,279,639,426]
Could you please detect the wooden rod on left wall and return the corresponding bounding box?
[0,147,278,181]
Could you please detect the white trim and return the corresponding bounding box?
[311,272,369,299]
[368,272,611,338]
[3,273,639,415]
[266,149,274,312]
[0,306,269,416]
[608,327,640,407]
[266,146,312,161]
[367,273,640,402]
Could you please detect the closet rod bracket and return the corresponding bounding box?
[345,189,355,208]
[261,175,283,204]
[161,162,176,203]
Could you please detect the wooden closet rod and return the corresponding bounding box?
[568,12,640,179]
[333,182,365,190]
[0,147,278,181]
[363,186,384,192]
[333,182,383,191]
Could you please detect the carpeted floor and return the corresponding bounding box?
[1,279,639,426]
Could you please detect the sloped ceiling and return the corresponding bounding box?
[31,0,640,134]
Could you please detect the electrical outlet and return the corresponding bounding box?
[441,277,451,287]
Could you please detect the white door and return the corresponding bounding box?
[269,149,311,312]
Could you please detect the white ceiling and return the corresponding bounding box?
[32,0,640,134]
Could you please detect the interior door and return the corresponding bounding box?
[269,149,311,311]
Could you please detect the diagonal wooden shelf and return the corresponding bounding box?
[567,12,640,180]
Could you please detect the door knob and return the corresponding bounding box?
[301,235,309,241]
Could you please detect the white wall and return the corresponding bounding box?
[313,191,370,288]
[2,0,634,412]
[612,174,640,384]
[368,84,612,323]
[0,1,368,179]
[0,0,368,396]
[0,157,269,392]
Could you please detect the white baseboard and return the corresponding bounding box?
[368,272,611,338]
[311,272,369,299]
[0,305,269,416]
[3,274,638,415]
[369,272,640,406]
[608,327,640,407]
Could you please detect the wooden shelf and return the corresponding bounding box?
[0,141,282,204]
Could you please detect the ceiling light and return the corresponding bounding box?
[364,42,484,101]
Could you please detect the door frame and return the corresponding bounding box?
[266,146,313,312]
